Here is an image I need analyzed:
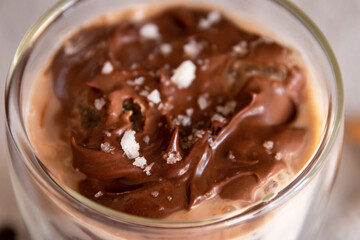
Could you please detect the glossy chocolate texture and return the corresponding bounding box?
[49,7,307,218]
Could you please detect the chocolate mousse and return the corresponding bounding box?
[41,7,314,219]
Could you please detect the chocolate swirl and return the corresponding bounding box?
[49,7,308,218]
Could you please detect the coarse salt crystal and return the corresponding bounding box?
[139,23,161,40]
[199,19,211,30]
[186,108,194,116]
[263,141,274,151]
[143,135,150,144]
[139,90,149,97]
[208,136,216,148]
[181,136,194,149]
[94,98,106,111]
[194,129,205,139]
[133,156,147,169]
[160,43,172,56]
[216,101,237,116]
[101,61,114,75]
[104,131,112,137]
[164,151,182,164]
[120,130,140,159]
[201,64,209,71]
[184,39,203,58]
[198,11,222,29]
[131,63,138,69]
[275,152,282,161]
[197,93,210,110]
[208,11,222,23]
[144,162,154,176]
[233,41,248,55]
[100,142,116,153]
[147,89,161,104]
[151,191,159,198]
[197,59,204,65]
[275,87,285,95]
[94,191,103,198]
[211,113,226,123]
[171,60,197,89]
[127,77,145,86]
[115,129,124,136]
[173,115,191,127]
[228,151,236,160]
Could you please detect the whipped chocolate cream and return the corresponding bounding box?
[47,7,309,218]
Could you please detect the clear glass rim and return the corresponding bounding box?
[5,0,344,229]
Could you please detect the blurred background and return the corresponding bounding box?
[0,0,359,239]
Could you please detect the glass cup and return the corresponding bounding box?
[5,0,344,239]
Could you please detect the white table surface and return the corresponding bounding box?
[0,0,359,239]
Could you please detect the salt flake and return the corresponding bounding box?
[160,43,172,56]
[139,23,161,40]
[151,191,159,198]
[147,89,161,104]
[100,142,115,153]
[199,11,222,29]
[263,141,274,151]
[173,114,191,127]
[94,98,106,111]
[164,151,182,164]
[198,93,210,110]
[133,156,147,169]
[94,191,104,198]
[127,77,145,86]
[143,135,150,144]
[171,60,197,89]
[120,130,140,159]
[184,39,203,58]
[211,113,226,123]
[101,61,114,75]
[216,101,236,116]
[275,152,282,161]
[144,162,154,176]
[186,108,194,116]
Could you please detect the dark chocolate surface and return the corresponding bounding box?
[49,7,308,218]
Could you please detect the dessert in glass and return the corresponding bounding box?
[5,0,344,239]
